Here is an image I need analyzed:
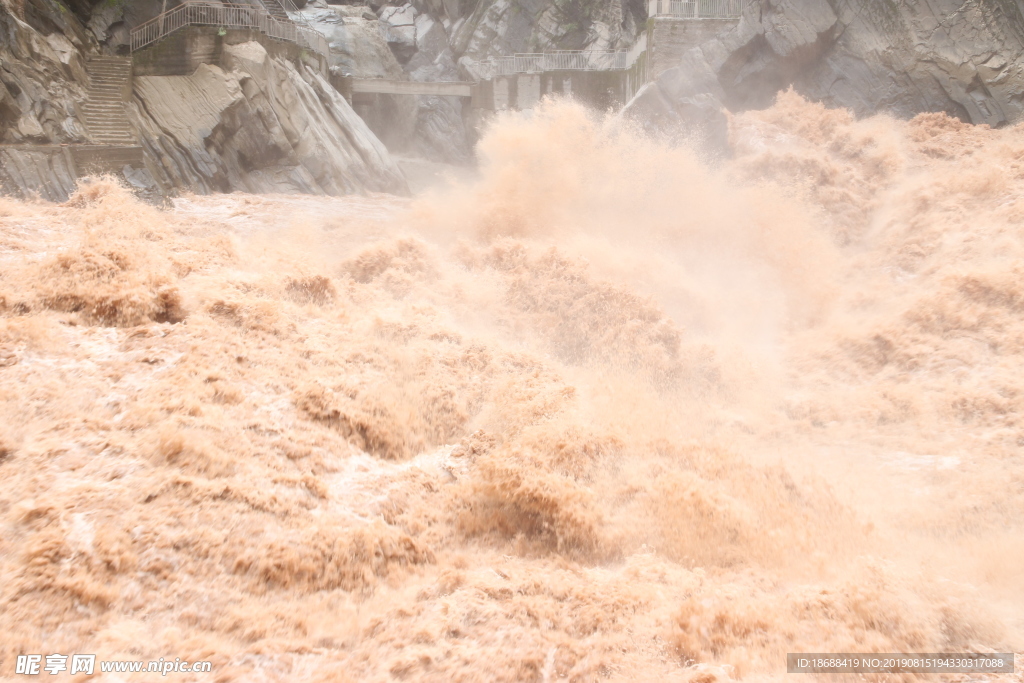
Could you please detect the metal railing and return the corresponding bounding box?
[130,1,329,57]
[490,49,632,76]
[648,0,742,18]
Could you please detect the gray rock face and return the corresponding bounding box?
[634,0,1024,139]
[380,2,419,62]
[129,41,408,195]
[452,0,646,65]
[0,146,79,201]
[298,0,648,163]
[302,4,405,77]
[0,5,90,145]
[300,1,473,162]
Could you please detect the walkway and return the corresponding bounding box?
[130,1,329,57]
[350,79,474,97]
[648,0,742,18]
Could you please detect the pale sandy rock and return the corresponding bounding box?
[128,42,408,195]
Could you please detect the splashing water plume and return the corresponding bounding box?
[0,94,1021,682]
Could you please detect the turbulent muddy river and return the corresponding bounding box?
[1,94,1022,681]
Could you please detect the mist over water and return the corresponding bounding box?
[0,93,1021,681]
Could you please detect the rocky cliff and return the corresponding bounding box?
[1,0,406,199]
[9,0,1024,198]
[0,0,90,145]
[130,40,407,195]
[297,0,646,162]
[631,0,1024,146]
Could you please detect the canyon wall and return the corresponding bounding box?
[630,0,1024,146]
[0,0,406,199]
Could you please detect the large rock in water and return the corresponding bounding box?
[629,0,1024,142]
[129,41,407,195]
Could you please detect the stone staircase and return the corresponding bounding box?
[259,0,291,24]
[82,56,136,145]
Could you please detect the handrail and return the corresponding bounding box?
[647,0,742,18]
[130,1,329,57]
[489,48,637,76]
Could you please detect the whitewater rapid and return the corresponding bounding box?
[0,93,1021,681]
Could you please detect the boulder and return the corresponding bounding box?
[380,3,419,63]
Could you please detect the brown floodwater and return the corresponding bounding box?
[0,92,1021,682]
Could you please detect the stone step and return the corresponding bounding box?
[84,58,134,144]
